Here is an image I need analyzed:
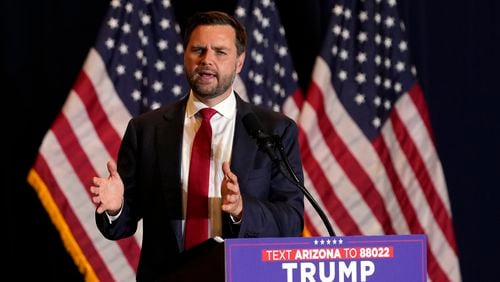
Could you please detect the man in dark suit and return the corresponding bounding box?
[90,11,304,281]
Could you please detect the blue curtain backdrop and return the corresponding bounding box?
[4,0,498,281]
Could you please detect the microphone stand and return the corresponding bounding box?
[272,135,336,237]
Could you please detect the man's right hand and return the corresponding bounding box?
[90,160,124,215]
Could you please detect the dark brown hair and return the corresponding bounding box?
[183,11,247,56]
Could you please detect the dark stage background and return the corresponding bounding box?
[4,0,499,281]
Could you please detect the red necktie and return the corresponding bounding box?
[184,108,217,250]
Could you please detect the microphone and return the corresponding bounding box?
[242,113,336,236]
[242,113,280,162]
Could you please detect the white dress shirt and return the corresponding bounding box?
[181,91,236,238]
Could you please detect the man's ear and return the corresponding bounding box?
[236,52,245,74]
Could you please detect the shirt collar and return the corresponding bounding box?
[186,90,237,119]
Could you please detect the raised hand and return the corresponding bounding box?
[90,160,124,215]
[221,161,243,220]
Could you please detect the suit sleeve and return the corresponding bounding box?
[236,117,305,238]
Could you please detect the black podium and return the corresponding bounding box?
[160,237,225,282]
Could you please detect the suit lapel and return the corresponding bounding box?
[156,98,187,219]
[230,95,258,184]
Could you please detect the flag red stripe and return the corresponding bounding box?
[390,103,458,253]
[33,155,115,281]
[307,82,397,234]
[299,127,362,235]
[50,112,141,270]
[72,71,122,159]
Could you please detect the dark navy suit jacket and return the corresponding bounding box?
[96,93,304,281]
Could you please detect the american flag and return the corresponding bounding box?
[27,0,186,280]
[292,0,462,281]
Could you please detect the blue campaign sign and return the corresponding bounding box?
[225,234,427,282]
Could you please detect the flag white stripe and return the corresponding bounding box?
[40,131,136,282]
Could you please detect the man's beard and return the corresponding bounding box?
[188,70,236,99]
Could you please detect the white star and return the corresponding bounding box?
[399,40,408,52]
[320,239,325,245]
[108,17,119,29]
[262,0,271,7]
[252,50,264,64]
[388,0,397,7]
[359,11,368,22]
[254,73,263,85]
[152,81,163,92]
[136,50,144,59]
[326,239,331,245]
[341,29,350,40]
[384,58,391,69]
[261,17,270,28]
[384,37,392,48]
[355,93,365,105]
[105,38,115,49]
[331,46,338,55]
[110,0,120,8]
[141,36,149,46]
[273,83,281,94]
[157,39,168,50]
[141,14,151,25]
[357,52,367,63]
[375,55,381,66]
[385,16,395,28]
[172,85,182,96]
[125,3,133,13]
[338,238,343,245]
[394,82,402,92]
[252,94,262,105]
[357,32,368,43]
[155,60,165,71]
[375,34,382,45]
[253,29,264,43]
[355,73,366,84]
[333,25,342,35]
[314,239,319,245]
[235,6,246,18]
[338,70,348,81]
[374,75,381,85]
[396,61,405,72]
[374,96,381,106]
[374,13,381,23]
[131,89,141,101]
[384,99,391,110]
[122,23,131,33]
[339,49,349,60]
[372,117,381,128]
[119,43,128,54]
[333,5,343,16]
[277,46,288,57]
[411,66,417,76]
[344,9,352,19]
[174,64,183,75]
[159,18,170,30]
[384,78,392,89]
[162,0,171,8]
[134,70,142,80]
[116,65,125,75]
[176,43,184,54]
[151,101,161,110]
